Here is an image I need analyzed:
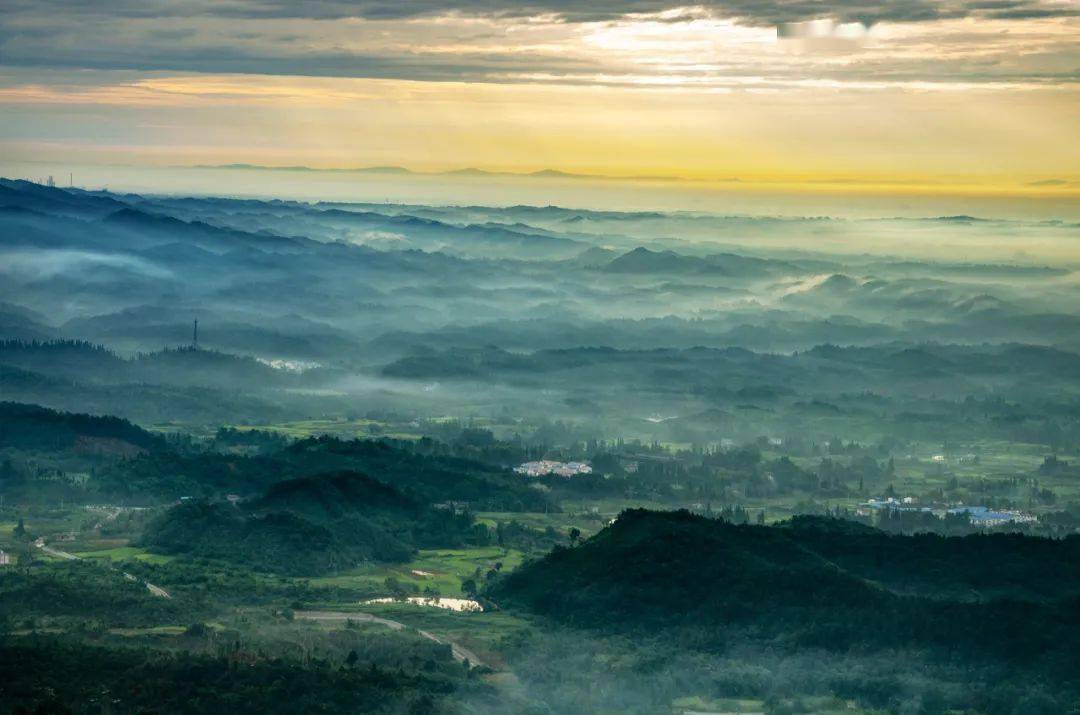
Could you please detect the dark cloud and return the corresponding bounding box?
[3,0,1076,26]
[0,41,598,84]
[147,28,199,41]
[0,0,1074,87]
[984,7,1068,19]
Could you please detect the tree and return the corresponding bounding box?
[385,576,410,601]
[184,623,209,638]
[0,459,21,486]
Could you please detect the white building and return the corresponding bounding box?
[515,460,593,478]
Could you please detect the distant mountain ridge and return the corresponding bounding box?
[191,163,696,183]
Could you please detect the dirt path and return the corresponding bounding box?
[295,610,485,667]
[35,539,79,561]
[34,538,171,599]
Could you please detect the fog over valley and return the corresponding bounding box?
[3,177,1078,434]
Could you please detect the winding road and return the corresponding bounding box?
[295,610,485,667]
[34,538,171,599]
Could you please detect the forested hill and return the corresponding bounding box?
[280,436,553,511]
[493,509,887,630]
[140,471,492,576]
[781,514,1080,601]
[0,401,166,454]
[252,470,420,520]
[139,499,416,575]
[494,510,1080,617]
[491,510,1080,686]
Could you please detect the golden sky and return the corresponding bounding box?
[0,2,1077,194]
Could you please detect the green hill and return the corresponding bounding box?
[140,499,414,576]
[141,471,493,575]
[492,509,887,631]
[253,470,419,521]
[0,401,165,454]
[282,437,553,512]
[782,514,1080,601]
[491,510,1080,675]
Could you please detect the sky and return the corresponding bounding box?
[0,1,1077,197]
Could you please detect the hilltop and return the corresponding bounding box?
[253,470,419,521]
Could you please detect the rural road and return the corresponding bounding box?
[35,539,79,561]
[34,538,171,599]
[295,610,485,667]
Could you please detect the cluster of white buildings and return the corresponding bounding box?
[860,497,1037,527]
[515,460,593,478]
[947,505,1038,527]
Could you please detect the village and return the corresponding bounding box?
[859,497,1039,527]
[514,460,593,478]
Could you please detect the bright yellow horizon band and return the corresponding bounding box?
[2,68,1075,197]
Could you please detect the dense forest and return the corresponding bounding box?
[1,639,487,714]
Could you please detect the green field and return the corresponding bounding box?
[308,546,525,597]
[302,600,535,664]
[73,545,175,564]
[477,508,609,534]
[108,625,188,637]
[224,417,432,441]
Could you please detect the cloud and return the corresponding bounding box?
[1027,178,1073,187]
[4,0,1077,25]
[0,44,595,84]
[0,1,1075,90]
[0,249,174,280]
